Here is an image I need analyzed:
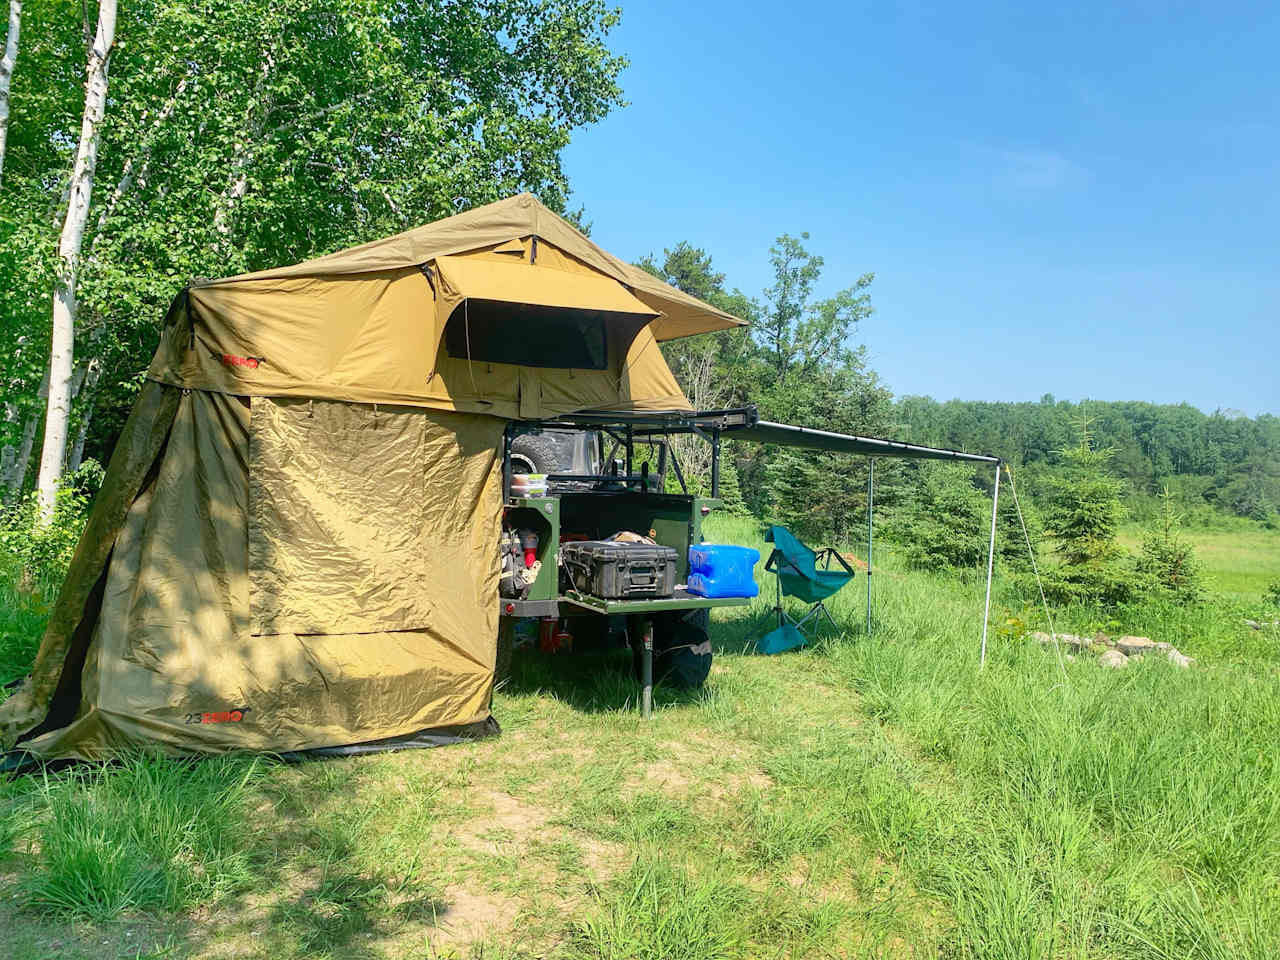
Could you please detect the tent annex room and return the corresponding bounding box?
[0,194,744,763]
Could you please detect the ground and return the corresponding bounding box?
[1,516,1278,959]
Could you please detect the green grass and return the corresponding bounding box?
[1118,522,1280,599]
[0,578,48,697]
[0,514,1277,958]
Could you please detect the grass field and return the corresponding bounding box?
[1,515,1278,958]
[1117,522,1280,599]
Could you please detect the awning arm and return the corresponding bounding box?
[727,420,1000,464]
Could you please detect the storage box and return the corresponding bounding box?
[560,540,678,599]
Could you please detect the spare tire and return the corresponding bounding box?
[509,433,562,475]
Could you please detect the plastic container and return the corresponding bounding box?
[560,540,679,599]
[510,473,549,497]
[687,544,760,598]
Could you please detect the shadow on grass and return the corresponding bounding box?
[500,642,714,715]
[264,867,447,959]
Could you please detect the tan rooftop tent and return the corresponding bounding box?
[1,194,744,762]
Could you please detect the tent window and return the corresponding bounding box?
[445,299,615,369]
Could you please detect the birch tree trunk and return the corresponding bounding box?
[34,0,115,522]
[0,0,20,184]
[3,364,47,501]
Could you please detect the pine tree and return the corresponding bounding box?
[1137,487,1204,604]
[1043,410,1138,605]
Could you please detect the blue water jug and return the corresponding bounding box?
[687,544,760,598]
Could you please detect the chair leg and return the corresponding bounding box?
[775,569,784,629]
[818,602,839,631]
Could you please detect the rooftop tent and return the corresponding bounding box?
[0,195,743,763]
[146,194,744,419]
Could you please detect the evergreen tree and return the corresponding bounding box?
[1136,488,1204,604]
[1043,412,1139,605]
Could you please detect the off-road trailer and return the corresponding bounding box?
[497,404,1002,718]
[497,406,757,718]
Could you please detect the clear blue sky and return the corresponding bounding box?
[562,1,1280,415]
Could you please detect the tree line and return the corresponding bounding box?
[895,396,1280,523]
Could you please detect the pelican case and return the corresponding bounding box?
[560,540,679,599]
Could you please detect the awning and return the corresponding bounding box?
[730,420,999,464]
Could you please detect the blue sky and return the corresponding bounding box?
[562,1,1280,415]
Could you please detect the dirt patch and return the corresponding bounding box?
[427,886,520,946]
[451,790,552,857]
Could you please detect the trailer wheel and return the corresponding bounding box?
[510,433,561,475]
[636,609,712,689]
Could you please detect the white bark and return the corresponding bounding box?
[0,0,20,185]
[64,330,102,475]
[34,0,115,522]
[67,390,96,476]
[3,364,47,500]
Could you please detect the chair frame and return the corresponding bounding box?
[765,544,857,637]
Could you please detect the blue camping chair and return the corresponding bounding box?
[759,525,857,654]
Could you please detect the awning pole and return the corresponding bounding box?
[980,461,1002,667]
[866,458,874,637]
[711,429,721,498]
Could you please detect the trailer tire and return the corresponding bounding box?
[638,609,712,689]
[509,433,561,475]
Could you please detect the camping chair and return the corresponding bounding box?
[759,525,857,654]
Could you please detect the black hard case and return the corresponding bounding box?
[560,540,679,599]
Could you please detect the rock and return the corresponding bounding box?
[1245,619,1261,630]
[1166,648,1194,669]
[1098,649,1128,669]
[1116,636,1156,656]
[1032,631,1089,652]
[1154,641,1172,652]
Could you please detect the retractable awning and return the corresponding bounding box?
[546,407,999,465]
[729,420,1000,464]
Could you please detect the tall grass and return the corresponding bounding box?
[17,754,265,920]
[704,514,1280,959]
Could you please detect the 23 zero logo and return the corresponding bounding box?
[208,348,266,369]
[184,707,251,725]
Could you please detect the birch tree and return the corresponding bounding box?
[0,0,19,183]
[33,0,115,520]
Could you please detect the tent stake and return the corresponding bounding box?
[980,461,1002,667]
[866,458,874,637]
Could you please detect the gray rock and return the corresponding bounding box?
[1032,631,1089,652]
[1154,641,1172,652]
[1166,649,1194,668]
[1245,619,1261,630]
[1117,636,1156,656]
[1098,649,1129,669]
